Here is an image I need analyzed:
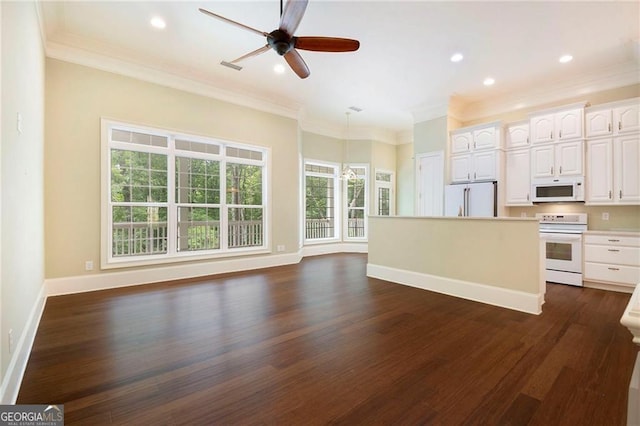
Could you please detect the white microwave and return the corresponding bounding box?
[532,177,584,202]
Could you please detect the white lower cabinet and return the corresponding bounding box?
[584,233,640,289]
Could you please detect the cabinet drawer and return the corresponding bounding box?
[584,262,640,286]
[584,245,640,266]
[584,235,640,247]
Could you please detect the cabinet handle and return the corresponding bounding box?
[619,122,622,131]
[608,123,611,132]
[474,172,477,180]
[608,239,620,242]
[607,249,620,252]
[608,267,620,271]
[550,166,554,175]
[559,166,562,174]
[527,137,529,144]
[620,190,623,199]
[559,130,562,139]
[526,193,530,201]
[608,190,612,199]
[550,131,553,139]
[467,142,470,150]
[467,173,470,180]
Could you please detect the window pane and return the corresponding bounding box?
[347,209,365,238]
[376,172,392,182]
[177,206,220,251]
[228,207,263,248]
[226,146,263,161]
[378,187,390,216]
[175,139,220,155]
[112,129,168,148]
[111,149,167,202]
[305,175,335,239]
[226,163,262,205]
[347,178,366,208]
[175,157,221,204]
[111,206,168,257]
[305,163,334,175]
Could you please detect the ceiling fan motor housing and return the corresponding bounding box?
[268,29,294,55]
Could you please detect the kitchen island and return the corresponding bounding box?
[368,216,544,314]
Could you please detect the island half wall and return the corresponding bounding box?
[367,216,544,314]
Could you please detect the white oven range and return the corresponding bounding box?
[536,213,588,287]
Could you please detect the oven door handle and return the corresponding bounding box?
[539,233,582,242]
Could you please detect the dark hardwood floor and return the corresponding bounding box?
[18,254,637,425]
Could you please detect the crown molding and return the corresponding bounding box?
[45,41,301,121]
[457,60,640,122]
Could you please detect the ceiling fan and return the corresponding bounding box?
[199,0,360,79]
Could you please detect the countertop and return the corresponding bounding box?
[584,229,640,237]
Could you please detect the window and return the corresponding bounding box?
[344,165,368,240]
[374,170,395,216]
[103,120,268,267]
[304,161,339,241]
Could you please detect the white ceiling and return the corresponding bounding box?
[39,1,640,139]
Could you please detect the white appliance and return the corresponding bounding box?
[537,213,588,286]
[444,181,497,217]
[532,176,584,203]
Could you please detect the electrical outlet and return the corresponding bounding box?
[276,245,285,252]
[8,329,13,354]
[602,212,610,221]
[85,260,94,271]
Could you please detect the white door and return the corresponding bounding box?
[473,126,497,150]
[506,123,529,149]
[506,149,531,205]
[451,132,472,154]
[416,151,444,216]
[586,139,613,203]
[585,109,612,137]
[450,154,471,183]
[616,135,640,203]
[556,141,583,176]
[614,103,640,134]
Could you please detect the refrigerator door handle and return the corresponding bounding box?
[464,187,470,217]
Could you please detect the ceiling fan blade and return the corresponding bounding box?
[229,45,271,64]
[199,8,268,37]
[294,37,360,52]
[279,0,308,36]
[284,49,310,79]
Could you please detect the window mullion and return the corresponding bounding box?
[220,159,228,251]
[167,137,177,256]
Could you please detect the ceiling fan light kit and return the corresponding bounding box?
[199,0,360,79]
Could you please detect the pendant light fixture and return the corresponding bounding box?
[341,112,357,180]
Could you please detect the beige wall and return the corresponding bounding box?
[368,216,540,294]
[414,115,448,154]
[395,143,414,215]
[1,1,45,380]
[45,59,300,279]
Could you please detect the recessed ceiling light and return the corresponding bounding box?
[559,54,573,64]
[483,77,495,86]
[150,17,166,29]
[273,63,285,74]
[450,53,464,63]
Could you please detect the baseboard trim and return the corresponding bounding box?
[46,252,302,297]
[0,283,47,404]
[367,263,542,315]
[302,242,367,257]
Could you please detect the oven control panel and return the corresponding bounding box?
[536,213,588,225]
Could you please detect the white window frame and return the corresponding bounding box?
[303,159,341,244]
[374,169,395,216]
[101,119,270,269]
[343,163,368,241]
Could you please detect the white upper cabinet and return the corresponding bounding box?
[505,148,531,205]
[530,106,584,144]
[586,98,640,137]
[473,126,499,150]
[505,122,529,149]
[451,131,472,154]
[531,141,583,179]
[617,135,640,203]
[450,151,499,183]
[587,135,640,205]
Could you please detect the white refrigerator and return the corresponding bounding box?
[444,181,497,217]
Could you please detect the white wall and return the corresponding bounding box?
[0,1,46,402]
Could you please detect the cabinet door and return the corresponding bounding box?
[473,126,497,150]
[506,123,529,149]
[451,154,472,183]
[556,141,583,176]
[451,132,472,154]
[614,103,640,134]
[531,145,555,178]
[473,150,497,181]
[585,109,612,137]
[586,139,613,203]
[506,149,531,205]
[555,108,583,140]
[616,135,640,203]
[530,114,554,144]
